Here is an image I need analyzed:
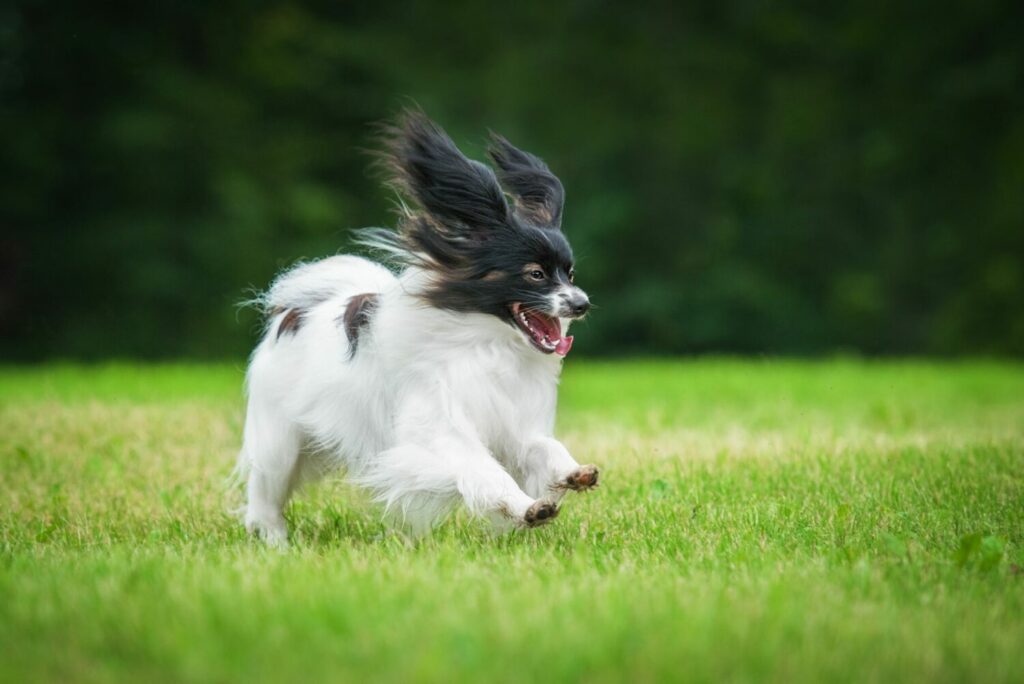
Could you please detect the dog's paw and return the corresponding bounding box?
[523,499,560,528]
[562,464,600,491]
[245,515,290,549]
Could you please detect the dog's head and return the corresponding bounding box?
[370,110,589,356]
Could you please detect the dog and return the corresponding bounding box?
[238,111,598,545]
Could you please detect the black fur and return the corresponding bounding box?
[368,110,577,322]
[380,112,510,234]
[488,133,564,229]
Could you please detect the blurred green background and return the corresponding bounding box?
[2,0,1022,360]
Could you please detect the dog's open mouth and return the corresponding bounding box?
[510,303,573,356]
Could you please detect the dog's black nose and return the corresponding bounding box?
[566,294,590,317]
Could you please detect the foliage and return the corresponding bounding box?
[2,1,1023,358]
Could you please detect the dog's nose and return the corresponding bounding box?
[566,293,590,317]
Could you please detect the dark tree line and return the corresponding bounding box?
[2,0,1022,359]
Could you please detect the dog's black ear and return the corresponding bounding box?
[487,134,564,229]
[381,110,509,232]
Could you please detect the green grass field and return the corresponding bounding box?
[1,360,1022,683]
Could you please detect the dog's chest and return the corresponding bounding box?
[452,351,560,444]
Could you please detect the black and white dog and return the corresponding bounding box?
[239,111,598,545]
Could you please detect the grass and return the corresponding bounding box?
[1,359,1022,683]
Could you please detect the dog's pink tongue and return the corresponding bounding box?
[555,335,574,356]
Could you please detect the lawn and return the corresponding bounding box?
[1,360,1022,683]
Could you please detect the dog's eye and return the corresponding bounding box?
[527,269,546,282]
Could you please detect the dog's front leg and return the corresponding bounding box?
[519,437,600,501]
[359,438,560,534]
[453,443,561,532]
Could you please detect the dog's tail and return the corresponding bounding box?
[245,255,397,318]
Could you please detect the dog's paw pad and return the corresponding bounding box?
[524,500,560,527]
[564,464,600,491]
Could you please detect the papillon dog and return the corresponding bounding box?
[238,111,598,545]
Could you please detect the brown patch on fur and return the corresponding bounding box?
[276,308,304,340]
[340,292,380,357]
[522,263,546,280]
[482,270,506,281]
[515,198,555,226]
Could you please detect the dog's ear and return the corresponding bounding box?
[487,134,564,230]
[381,110,509,233]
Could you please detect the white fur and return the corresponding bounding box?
[238,255,585,545]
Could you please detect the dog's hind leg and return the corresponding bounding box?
[239,401,303,547]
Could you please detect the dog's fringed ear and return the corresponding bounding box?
[487,134,565,230]
[382,110,509,232]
